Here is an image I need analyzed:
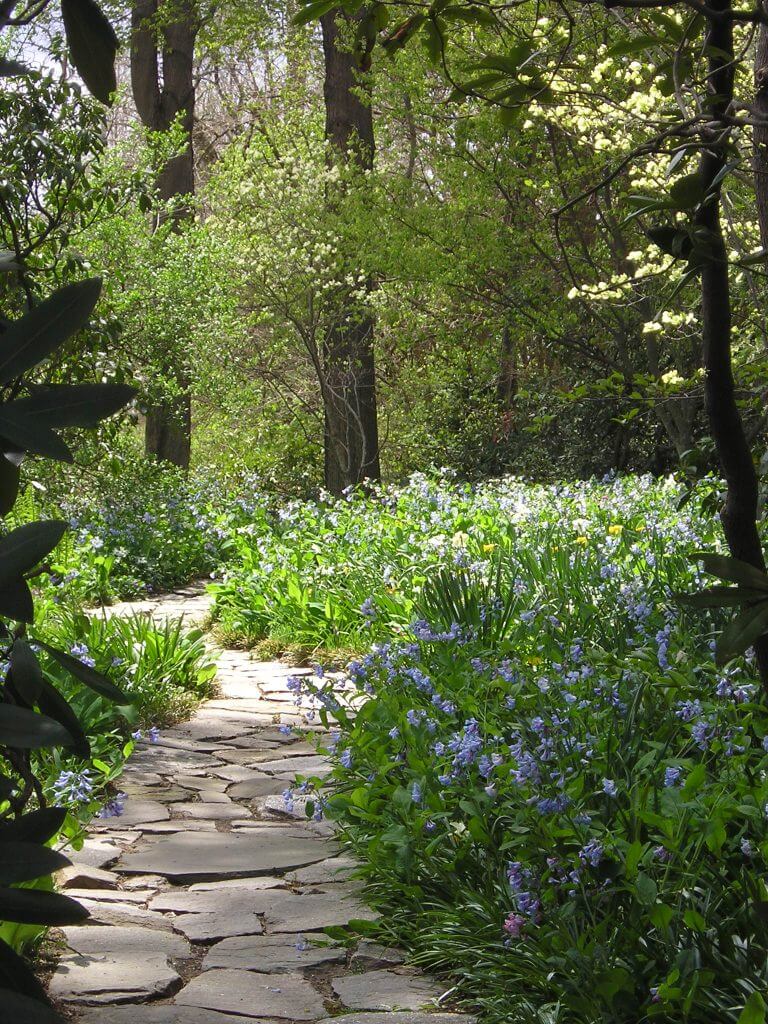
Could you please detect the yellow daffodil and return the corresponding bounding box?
[576,536,588,545]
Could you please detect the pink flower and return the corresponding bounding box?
[503,912,526,938]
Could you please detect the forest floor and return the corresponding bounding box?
[47,585,473,1024]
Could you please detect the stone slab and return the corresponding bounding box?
[332,971,442,1013]
[94,799,172,828]
[117,830,332,881]
[49,925,189,1004]
[175,968,327,1019]
[170,801,243,821]
[135,819,218,833]
[316,1017,475,1024]
[78,1007,265,1024]
[73,898,172,930]
[173,911,265,943]
[56,863,119,890]
[228,777,288,800]
[286,856,356,885]
[203,933,346,972]
[254,756,329,777]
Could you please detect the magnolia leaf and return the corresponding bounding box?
[61,0,118,104]
[37,641,128,703]
[0,278,101,384]
[12,383,137,428]
[0,521,66,590]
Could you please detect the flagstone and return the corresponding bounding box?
[203,933,346,972]
[332,971,443,1013]
[175,968,327,1019]
[117,829,333,881]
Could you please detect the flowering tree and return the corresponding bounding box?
[293,0,768,683]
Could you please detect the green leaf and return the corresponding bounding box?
[0,521,66,590]
[682,762,706,795]
[0,578,33,622]
[35,677,91,760]
[0,843,70,886]
[738,992,767,1024]
[717,601,768,665]
[646,225,692,259]
[0,704,73,749]
[37,642,128,703]
[0,987,64,1023]
[0,279,102,385]
[606,34,660,57]
[0,807,66,845]
[292,0,340,25]
[695,552,768,591]
[649,902,674,929]
[382,15,426,55]
[624,840,644,877]
[635,872,657,906]
[669,172,705,209]
[0,454,20,517]
[0,59,29,77]
[9,639,46,705]
[676,585,768,609]
[0,887,88,925]
[683,908,707,932]
[0,935,53,1003]
[12,384,136,428]
[0,408,73,462]
[61,0,118,104]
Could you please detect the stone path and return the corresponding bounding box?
[50,585,475,1024]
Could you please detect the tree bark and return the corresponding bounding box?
[699,0,768,686]
[754,2,768,264]
[320,10,381,495]
[131,0,196,469]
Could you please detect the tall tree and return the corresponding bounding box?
[320,10,380,493]
[131,0,197,468]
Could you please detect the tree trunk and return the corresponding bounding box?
[699,0,768,686]
[131,0,196,469]
[754,3,768,264]
[320,10,381,495]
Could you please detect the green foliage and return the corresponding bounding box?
[281,476,768,1022]
[209,470,720,657]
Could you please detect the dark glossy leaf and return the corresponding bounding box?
[61,0,118,104]
[646,225,692,259]
[0,521,66,590]
[0,58,28,77]
[12,383,137,428]
[676,585,768,609]
[9,640,45,705]
[717,601,768,665]
[0,938,51,1001]
[0,704,73,749]
[0,807,66,844]
[0,843,70,885]
[0,988,64,1024]
[0,887,88,925]
[0,455,19,517]
[37,642,128,703]
[35,677,90,759]
[0,578,33,622]
[0,278,101,385]
[0,410,72,462]
[695,552,768,590]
